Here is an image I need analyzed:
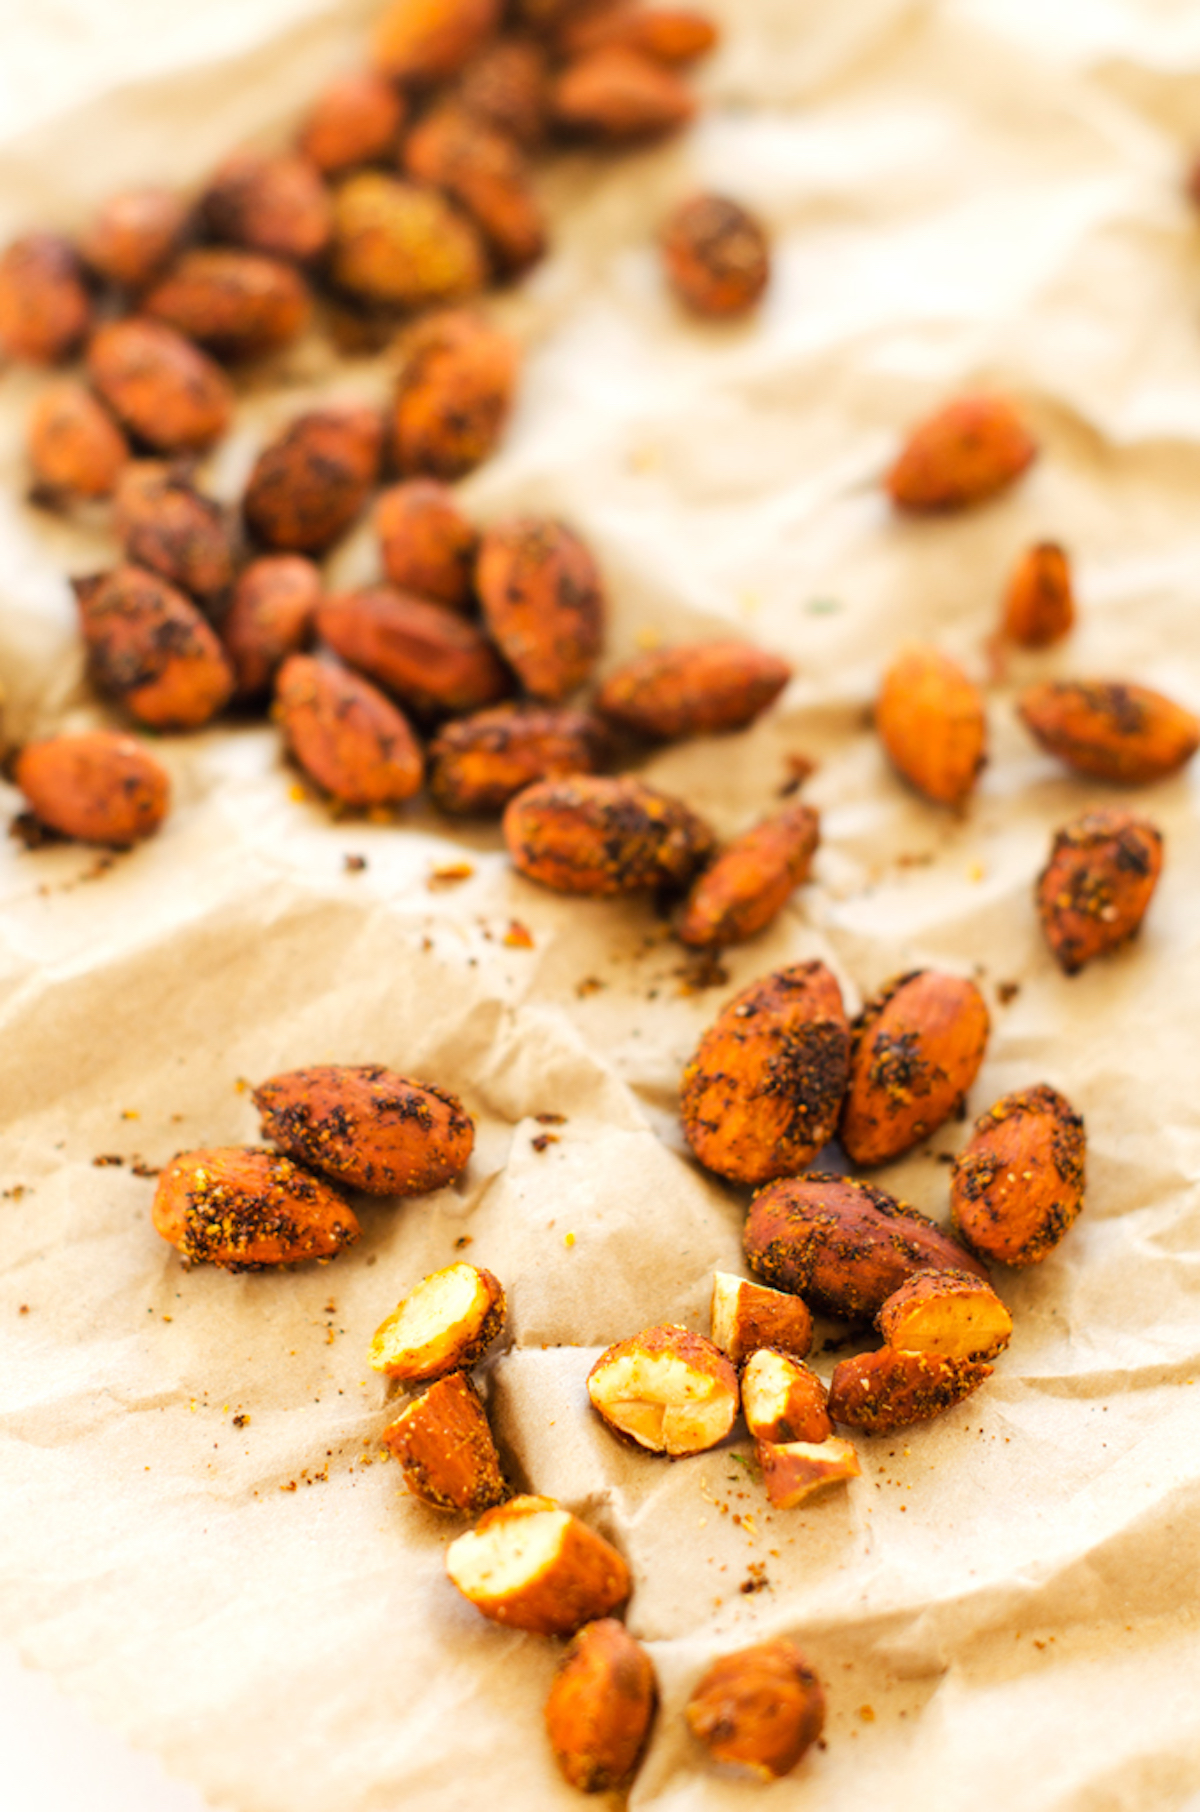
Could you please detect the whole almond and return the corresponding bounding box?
[1002,542,1074,647]
[504,774,713,894]
[88,319,233,453]
[392,309,518,480]
[477,517,605,702]
[887,395,1037,512]
[15,731,169,846]
[253,1062,473,1194]
[76,563,234,730]
[951,1083,1086,1267]
[840,970,990,1166]
[828,1348,992,1434]
[545,1620,657,1794]
[299,71,407,174]
[275,654,423,806]
[0,234,90,364]
[243,405,383,554]
[1018,681,1200,785]
[403,102,546,274]
[372,0,503,84]
[562,7,719,64]
[687,1641,825,1783]
[551,47,695,140]
[223,555,320,699]
[1036,808,1163,975]
[681,962,850,1186]
[152,1147,359,1270]
[80,189,189,291]
[317,585,512,716]
[376,479,479,610]
[661,194,770,319]
[145,248,311,361]
[429,703,607,815]
[677,803,819,948]
[27,383,129,503]
[331,175,487,311]
[597,640,790,741]
[202,149,332,263]
[114,462,237,604]
[876,646,986,807]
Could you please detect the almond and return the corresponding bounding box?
[477,517,605,702]
[202,149,332,263]
[75,563,234,730]
[274,654,423,806]
[0,233,90,364]
[709,1272,813,1365]
[551,46,695,140]
[14,731,170,847]
[114,462,237,604]
[876,646,987,807]
[545,1619,657,1793]
[1018,680,1200,785]
[680,962,849,1186]
[317,585,512,717]
[840,969,990,1165]
[370,1263,505,1381]
[661,193,770,318]
[1036,808,1163,975]
[828,1348,992,1434]
[330,175,487,311]
[27,383,128,503]
[376,480,479,611]
[88,319,233,453]
[243,405,383,555]
[877,1268,1012,1361]
[677,803,819,948]
[740,1350,831,1445]
[403,102,546,274]
[504,773,713,894]
[950,1083,1086,1267]
[372,0,503,85]
[429,703,608,815]
[151,1147,359,1270]
[253,1063,473,1195]
[392,309,518,479]
[1002,541,1073,647]
[381,1372,509,1513]
[80,189,188,291]
[756,1436,861,1510]
[562,6,719,65]
[587,1323,739,1456]
[596,640,790,741]
[886,395,1037,512]
[446,1495,631,1636]
[145,248,311,361]
[687,1640,825,1781]
[298,72,406,174]
[223,555,320,699]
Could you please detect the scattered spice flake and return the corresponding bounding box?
[453,1234,474,1250]
[281,1480,297,1492]
[131,1161,161,1178]
[779,752,817,797]
[121,1109,140,1121]
[575,975,606,998]
[344,853,367,873]
[289,783,308,803]
[232,1413,249,1428]
[564,1232,576,1248]
[428,862,474,888]
[997,979,1021,1005]
[859,1706,875,1723]
[503,919,534,949]
[531,1132,560,1153]
[536,1113,566,1126]
[92,1153,124,1167]
[3,1185,27,1200]
[18,1304,29,1315]
[675,951,729,995]
[234,1077,250,1095]
[10,811,64,849]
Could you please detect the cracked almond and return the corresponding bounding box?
[840,969,990,1166]
[370,1263,505,1381]
[382,1372,508,1513]
[587,1323,739,1457]
[1037,808,1163,975]
[757,1436,861,1509]
[446,1494,630,1636]
[950,1083,1085,1267]
[545,1619,657,1793]
[740,1350,831,1445]
[478,517,605,702]
[152,1147,359,1270]
[687,1640,825,1781]
[877,1268,1012,1361]
[876,646,986,807]
[829,1347,991,1434]
[254,1063,473,1194]
[710,1272,813,1365]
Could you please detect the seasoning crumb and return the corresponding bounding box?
[575,975,605,998]
[121,1109,140,1120]
[131,1161,161,1178]
[779,752,817,796]
[453,1234,473,1250]
[675,951,730,994]
[997,979,1021,1005]
[859,1705,875,1723]
[531,1132,559,1153]
[344,853,367,873]
[92,1153,124,1167]
[503,919,534,948]
[429,862,474,888]
[564,1232,576,1248]
[18,1304,29,1315]
[536,1112,566,1126]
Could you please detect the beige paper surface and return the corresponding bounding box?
[3,2,1200,1808]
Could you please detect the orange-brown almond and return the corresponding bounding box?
[298,71,407,174]
[562,5,719,64]
[202,149,332,263]
[551,47,696,140]
[545,1619,657,1793]
[1036,808,1163,976]
[254,1062,473,1195]
[1002,541,1074,647]
[403,102,547,274]
[381,1372,508,1513]
[27,383,128,503]
[828,1348,992,1435]
[877,1268,1012,1362]
[371,1263,504,1380]
[223,555,320,699]
[596,640,790,741]
[75,563,234,730]
[457,36,550,147]
[151,1147,359,1270]
[744,1173,988,1321]
[661,194,770,319]
[14,731,169,847]
[709,1272,813,1365]
[876,646,986,807]
[79,189,189,290]
[446,1495,631,1636]
[677,803,819,948]
[740,1349,831,1445]
[377,479,479,610]
[587,1324,739,1456]
[330,174,487,310]
[756,1436,861,1510]
[504,773,713,894]
[113,462,237,604]
[87,319,233,453]
[144,248,311,361]
[687,1641,825,1782]
[429,702,607,815]
[477,517,605,701]
[243,406,383,554]
[950,1083,1086,1268]
[392,308,518,479]
[887,395,1037,512]
[317,585,512,716]
[1018,681,1200,785]
[372,0,503,84]
[680,962,849,1187]
[0,234,90,365]
[274,653,423,806]
[840,969,991,1166]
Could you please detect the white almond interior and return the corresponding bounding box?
[370,1263,485,1373]
[447,1505,568,1603]
[591,1350,735,1456]
[709,1273,745,1357]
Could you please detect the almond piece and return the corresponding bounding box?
[661,193,770,319]
[596,640,790,741]
[392,309,518,479]
[680,962,850,1186]
[1018,680,1200,785]
[27,383,129,503]
[372,0,503,84]
[223,555,320,700]
[275,655,424,806]
[757,1436,861,1509]
[88,319,233,453]
[740,1350,831,1445]
[318,585,512,718]
[1036,808,1163,975]
[370,1263,505,1381]
[1002,541,1074,647]
[201,149,332,263]
[544,1619,657,1793]
[677,803,819,948]
[876,646,986,807]
[446,1495,631,1635]
[886,395,1037,512]
[14,731,169,847]
[243,405,383,555]
[152,1147,359,1270]
[687,1640,825,1781]
[877,1268,1012,1361]
[828,1348,992,1434]
[381,1372,509,1513]
[710,1272,813,1365]
[744,1173,988,1321]
[587,1324,739,1457]
[950,1083,1085,1267]
[254,1063,474,1194]
[0,233,90,364]
[114,462,237,604]
[429,703,608,815]
[376,479,478,611]
[403,102,546,275]
[505,774,713,894]
[477,517,605,702]
[551,46,695,140]
[840,969,990,1166]
[76,564,234,731]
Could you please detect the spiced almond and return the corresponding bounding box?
[0,233,90,364]
[202,149,332,263]
[275,655,423,806]
[382,1372,509,1513]
[840,969,990,1166]
[877,1268,1012,1362]
[951,1083,1086,1267]
[331,175,487,311]
[299,71,406,174]
[757,1437,861,1510]
[145,248,311,361]
[429,703,607,815]
[1002,542,1074,647]
[14,731,169,847]
[587,1323,739,1457]
[661,194,770,319]
[376,479,478,611]
[687,1640,825,1782]
[392,309,517,479]
[505,774,713,894]
[76,563,234,730]
[370,1263,505,1381]
[887,395,1037,512]
[740,1350,831,1446]
[828,1348,992,1435]
[876,646,986,807]
[545,1619,657,1794]
[446,1495,631,1636]
[477,517,605,702]
[1037,808,1163,975]
[1018,681,1200,786]
[709,1272,813,1365]
[372,0,503,85]
[253,1063,473,1194]
[114,462,237,605]
[317,585,512,717]
[403,101,547,274]
[88,319,233,453]
[551,47,696,140]
[596,640,790,741]
[80,189,189,291]
[152,1147,359,1270]
[27,383,128,503]
[223,555,320,699]
[243,405,383,554]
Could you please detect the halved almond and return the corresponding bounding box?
[757,1437,861,1509]
[369,1263,505,1381]
[710,1272,813,1365]
[587,1324,739,1457]
[446,1494,631,1636]
[740,1350,831,1445]
[877,1268,1012,1361]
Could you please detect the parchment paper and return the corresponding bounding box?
[3,3,1200,1808]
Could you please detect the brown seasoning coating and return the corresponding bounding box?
[376,479,479,610]
[677,803,819,948]
[317,584,512,716]
[840,969,991,1165]
[429,702,607,814]
[87,318,234,452]
[27,383,129,502]
[545,1619,657,1793]
[113,462,237,604]
[876,646,987,807]
[392,309,518,479]
[145,248,311,360]
[661,194,771,318]
[202,150,333,263]
[1036,808,1163,975]
[686,1640,826,1782]
[1018,681,1200,785]
[597,640,791,741]
[887,395,1038,512]
[0,233,91,364]
[1002,542,1074,647]
[951,1083,1086,1267]
[504,773,714,894]
[151,1146,359,1270]
[381,1372,509,1513]
[14,731,170,846]
[243,406,383,554]
[828,1347,992,1434]
[477,517,605,700]
[274,654,424,805]
[75,562,234,730]
[253,1062,474,1194]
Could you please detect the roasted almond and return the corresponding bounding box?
[446,1494,631,1636]
[14,731,170,847]
[75,563,234,730]
[372,0,503,84]
[828,1347,992,1434]
[202,149,332,263]
[680,962,850,1186]
[330,174,487,310]
[562,6,719,64]
[504,773,713,894]
[756,1436,861,1510]
[677,803,819,948]
[1036,808,1163,975]
[152,1146,359,1270]
[840,969,990,1166]
[376,479,479,611]
[687,1640,825,1782]
[223,555,320,699]
[403,101,546,274]
[381,1372,509,1513]
[587,1323,739,1457]
[27,383,129,503]
[392,308,518,479]
[551,46,695,140]
[596,640,790,740]
[274,654,423,806]
[950,1083,1086,1267]
[477,517,605,701]
[370,1263,505,1381]
[145,248,311,361]
[298,71,407,174]
[254,1062,473,1195]
[1018,680,1200,785]
[429,702,607,815]
[0,233,90,364]
[876,646,986,807]
[545,1619,657,1794]
[114,462,237,604]
[887,395,1037,512]
[744,1173,988,1321]
[243,405,383,554]
[317,584,512,717]
[661,193,770,318]
[79,189,189,291]
[88,319,234,453]
[1002,541,1074,647]
[740,1349,831,1445]
[709,1272,813,1365]
[877,1268,1012,1361]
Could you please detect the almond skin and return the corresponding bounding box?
[446,1495,631,1636]
[661,194,770,318]
[840,970,991,1166]
[79,189,189,291]
[677,803,819,948]
[113,462,237,605]
[429,702,608,815]
[687,1641,825,1782]
[477,517,605,701]
[274,654,423,806]
[75,564,234,730]
[331,175,487,310]
[403,102,546,274]
[253,1062,473,1195]
[202,150,332,263]
[243,405,383,555]
[376,480,479,611]
[551,46,696,140]
[1018,681,1200,785]
[392,309,518,479]
[877,1268,1013,1362]
[876,646,986,807]
[145,248,311,361]
[545,1619,657,1793]
[828,1348,992,1435]
[950,1083,1086,1267]
[27,383,129,502]
[88,319,234,453]
[317,585,512,717]
[0,234,90,364]
[587,1323,739,1457]
[681,962,850,1186]
[152,1146,359,1270]
[298,71,407,174]
[744,1173,988,1321]
[372,0,503,84]
[14,731,169,846]
[1036,808,1163,975]
[505,773,713,894]
[887,395,1037,512]
[223,555,320,699]
[1002,542,1074,647]
[596,640,790,741]
[381,1372,509,1513]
